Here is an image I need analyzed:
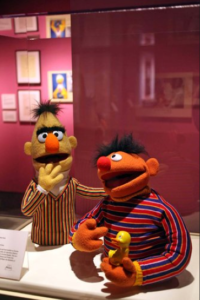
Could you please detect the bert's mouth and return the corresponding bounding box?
[34,153,69,164]
[102,171,144,188]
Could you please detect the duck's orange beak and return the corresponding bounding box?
[111,237,120,247]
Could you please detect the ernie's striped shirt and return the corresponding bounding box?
[69,189,192,285]
[21,176,106,246]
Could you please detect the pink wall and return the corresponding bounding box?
[0,35,74,193]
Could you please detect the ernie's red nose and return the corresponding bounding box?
[97,156,111,171]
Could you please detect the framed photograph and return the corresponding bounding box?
[2,110,17,122]
[16,51,41,84]
[1,94,16,109]
[48,70,73,103]
[14,17,38,34]
[46,14,71,38]
[137,73,193,118]
[18,90,40,122]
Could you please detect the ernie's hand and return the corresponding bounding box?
[73,219,108,252]
[38,164,64,191]
[101,257,137,287]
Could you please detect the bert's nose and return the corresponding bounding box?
[97,156,111,171]
[45,133,59,153]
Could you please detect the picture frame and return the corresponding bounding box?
[137,73,193,118]
[14,17,38,34]
[46,14,71,38]
[0,19,12,31]
[18,90,40,122]
[2,110,17,123]
[16,51,41,85]
[1,94,16,109]
[48,70,73,103]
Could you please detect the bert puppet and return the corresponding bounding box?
[21,102,106,246]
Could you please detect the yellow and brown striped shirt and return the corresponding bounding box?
[21,177,106,245]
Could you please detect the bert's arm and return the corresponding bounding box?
[21,180,46,217]
[76,180,107,200]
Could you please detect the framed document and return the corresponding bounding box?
[2,111,17,122]
[16,51,41,85]
[18,90,41,122]
[1,94,16,109]
[14,17,38,33]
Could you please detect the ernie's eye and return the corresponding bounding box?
[111,153,122,161]
[53,131,64,141]
[38,132,48,143]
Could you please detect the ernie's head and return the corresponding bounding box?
[95,134,159,202]
[24,102,77,172]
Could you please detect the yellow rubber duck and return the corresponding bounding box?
[108,231,131,266]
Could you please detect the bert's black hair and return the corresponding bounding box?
[32,102,62,119]
[94,134,147,164]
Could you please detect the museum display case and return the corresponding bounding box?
[0,1,199,299]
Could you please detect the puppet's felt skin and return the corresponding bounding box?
[21,103,106,246]
[70,135,192,287]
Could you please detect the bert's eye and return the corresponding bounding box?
[111,153,122,161]
[38,132,48,143]
[53,131,64,141]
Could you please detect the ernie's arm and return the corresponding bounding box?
[69,199,108,252]
[101,196,192,287]
[133,198,192,285]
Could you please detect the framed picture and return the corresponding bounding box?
[18,90,40,122]
[1,94,16,109]
[137,73,193,118]
[0,19,12,31]
[48,70,73,103]
[46,15,71,38]
[14,17,38,34]
[16,51,41,85]
[2,110,17,122]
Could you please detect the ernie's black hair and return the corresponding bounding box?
[32,102,62,119]
[94,134,147,164]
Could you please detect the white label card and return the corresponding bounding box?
[0,229,28,280]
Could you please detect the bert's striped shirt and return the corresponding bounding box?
[21,176,106,246]
[69,189,192,285]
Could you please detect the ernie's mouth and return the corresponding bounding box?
[102,171,145,188]
[34,153,69,164]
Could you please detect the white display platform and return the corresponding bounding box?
[0,223,199,300]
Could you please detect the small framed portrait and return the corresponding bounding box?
[14,16,38,34]
[48,70,73,103]
[16,51,41,85]
[18,90,41,122]
[46,15,71,38]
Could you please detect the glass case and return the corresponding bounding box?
[0,2,199,234]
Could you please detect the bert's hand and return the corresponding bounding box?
[73,219,108,252]
[101,257,137,287]
[38,164,64,191]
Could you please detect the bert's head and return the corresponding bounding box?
[24,102,77,172]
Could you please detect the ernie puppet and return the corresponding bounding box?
[70,134,192,287]
[21,102,106,246]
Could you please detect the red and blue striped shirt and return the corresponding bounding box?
[69,189,192,285]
